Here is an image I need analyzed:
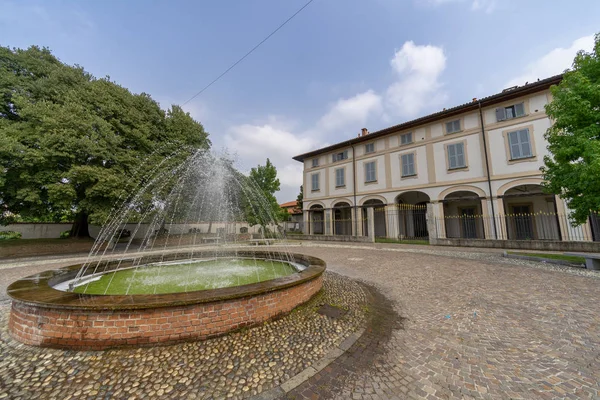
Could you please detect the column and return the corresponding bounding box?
[304,210,311,235]
[325,209,333,236]
[426,203,438,245]
[385,205,399,239]
[367,207,375,243]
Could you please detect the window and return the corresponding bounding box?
[365,143,375,154]
[507,128,533,159]
[496,102,525,122]
[364,161,377,183]
[400,132,413,145]
[332,150,348,162]
[401,153,415,177]
[312,158,319,167]
[311,173,320,191]
[447,143,466,169]
[446,119,461,134]
[335,168,345,187]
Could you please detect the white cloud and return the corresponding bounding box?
[505,35,595,88]
[385,41,448,118]
[224,123,324,201]
[317,90,383,132]
[226,40,448,201]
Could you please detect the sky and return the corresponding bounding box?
[1,0,598,202]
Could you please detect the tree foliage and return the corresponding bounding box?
[296,185,303,211]
[542,33,600,224]
[245,158,284,230]
[0,46,210,235]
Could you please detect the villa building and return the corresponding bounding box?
[293,75,600,243]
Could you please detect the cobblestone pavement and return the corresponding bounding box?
[0,271,367,399]
[1,242,600,399]
[283,243,600,399]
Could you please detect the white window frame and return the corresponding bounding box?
[400,132,413,145]
[365,143,375,154]
[335,168,345,187]
[496,102,526,122]
[445,119,461,134]
[401,153,416,177]
[332,150,348,162]
[507,128,533,160]
[311,173,320,191]
[447,143,466,170]
[364,161,377,183]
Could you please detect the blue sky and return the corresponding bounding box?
[1,0,598,201]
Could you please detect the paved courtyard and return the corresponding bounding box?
[1,242,599,399]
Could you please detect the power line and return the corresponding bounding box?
[182,0,316,106]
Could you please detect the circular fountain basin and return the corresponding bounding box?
[7,251,325,350]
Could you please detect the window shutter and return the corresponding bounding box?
[456,144,465,167]
[448,145,456,169]
[520,129,531,157]
[408,153,415,176]
[496,107,506,122]
[515,103,525,117]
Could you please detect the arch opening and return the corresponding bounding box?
[395,191,430,239]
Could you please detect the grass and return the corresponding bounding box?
[72,258,297,295]
[375,238,430,245]
[507,251,585,264]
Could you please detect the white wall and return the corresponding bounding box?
[3,223,73,239]
[389,146,429,188]
[328,161,353,196]
[305,168,326,200]
[433,134,485,182]
[356,155,386,192]
[464,112,479,130]
[430,123,443,139]
[487,118,551,176]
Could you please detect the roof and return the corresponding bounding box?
[280,200,302,214]
[293,74,563,162]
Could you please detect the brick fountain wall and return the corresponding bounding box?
[9,275,323,350]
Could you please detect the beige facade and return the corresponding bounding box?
[295,76,599,242]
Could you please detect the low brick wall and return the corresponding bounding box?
[9,275,323,350]
[287,234,372,243]
[432,238,600,252]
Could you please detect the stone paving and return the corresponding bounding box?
[283,243,600,399]
[0,270,367,399]
[1,242,600,399]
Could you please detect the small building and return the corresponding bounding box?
[280,201,303,232]
[293,75,600,243]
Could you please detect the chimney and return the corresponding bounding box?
[361,128,369,136]
[472,97,477,102]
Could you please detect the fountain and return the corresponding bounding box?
[7,151,325,350]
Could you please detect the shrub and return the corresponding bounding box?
[0,231,22,240]
[59,230,71,239]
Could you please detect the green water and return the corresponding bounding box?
[73,258,298,295]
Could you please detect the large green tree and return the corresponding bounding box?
[0,46,210,236]
[245,158,284,231]
[542,33,600,225]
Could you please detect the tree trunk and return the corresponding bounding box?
[70,211,90,238]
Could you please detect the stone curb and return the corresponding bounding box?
[250,327,366,399]
[502,250,584,267]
